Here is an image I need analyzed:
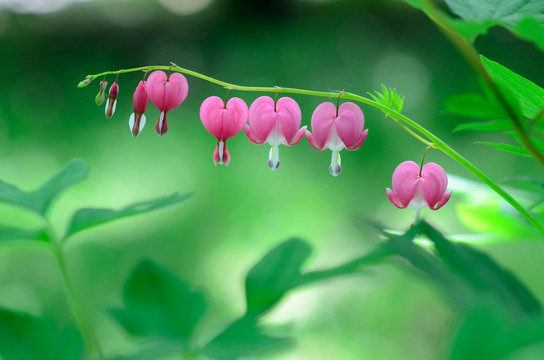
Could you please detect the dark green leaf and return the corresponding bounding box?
[423,223,542,317]
[245,238,312,316]
[0,307,83,360]
[110,260,207,343]
[202,316,292,360]
[0,159,88,215]
[64,192,193,240]
[504,131,544,153]
[481,55,544,119]
[454,120,513,132]
[444,92,507,119]
[477,142,531,156]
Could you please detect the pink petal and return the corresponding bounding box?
[248,96,277,143]
[305,129,325,150]
[146,71,188,111]
[386,188,406,209]
[391,161,420,208]
[286,126,307,146]
[420,162,449,208]
[335,102,365,149]
[133,81,148,113]
[201,96,247,141]
[430,191,451,210]
[310,102,336,149]
[222,97,248,139]
[244,124,265,145]
[276,97,302,143]
[346,128,368,151]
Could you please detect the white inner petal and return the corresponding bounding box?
[325,124,345,151]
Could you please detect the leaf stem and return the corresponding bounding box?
[81,66,544,234]
[421,0,544,166]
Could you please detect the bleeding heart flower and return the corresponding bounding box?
[146,71,189,136]
[244,96,306,170]
[200,96,248,166]
[386,160,451,220]
[105,82,119,119]
[306,102,368,176]
[128,81,149,137]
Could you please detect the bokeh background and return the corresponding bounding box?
[0,0,543,359]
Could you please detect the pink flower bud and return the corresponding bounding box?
[244,96,306,170]
[200,96,248,166]
[386,161,451,214]
[105,82,119,119]
[146,71,189,136]
[306,102,368,176]
[129,81,149,137]
[95,80,108,105]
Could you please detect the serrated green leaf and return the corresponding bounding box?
[64,192,193,240]
[245,238,312,316]
[477,142,531,156]
[0,307,83,360]
[444,92,507,119]
[504,131,544,154]
[0,159,88,216]
[202,316,292,360]
[481,55,544,120]
[454,120,513,132]
[110,260,207,342]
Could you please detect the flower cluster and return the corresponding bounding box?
[89,68,451,220]
[95,70,368,176]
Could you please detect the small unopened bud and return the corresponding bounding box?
[105,82,119,119]
[78,77,93,88]
[128,81,149,136]
[95,80,108,105]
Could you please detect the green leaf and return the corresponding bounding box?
[454,120,513,132]
[0,159,88,215]
[64,192,193,240]
[245,238,312,316]
[202,316,292,360]
[444,0,544,23]
[368,85,405,114]
[504,131,544,154]
[0,227,45,241]
[423,223,542,317]
[477,142,531,156]
[481,55,544,120]
[0,307,83,360]
[515,16,544,52]
[244,238,388,317]
[110,260,207,343]
[450,305,544,360]
[444,92,507,119]
[502,177,544,196]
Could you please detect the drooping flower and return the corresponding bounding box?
[386,161,451,220]
[305,102,368,176]
[146,71,189,136]
[244,96,306,170]
[95,80,108,105]
[200,96,248,166]
[129,81,149,137]
[105,82,119,119]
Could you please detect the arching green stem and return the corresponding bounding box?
[80,66,544,234]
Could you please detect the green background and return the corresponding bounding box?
[0,0,543,358]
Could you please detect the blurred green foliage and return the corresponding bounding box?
[0,0,543,359]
